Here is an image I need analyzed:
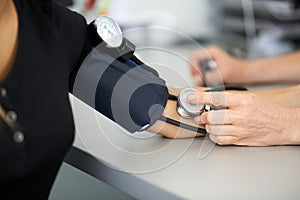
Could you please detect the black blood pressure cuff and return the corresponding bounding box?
[72,49,169,133]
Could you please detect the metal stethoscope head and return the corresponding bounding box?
[176,88,212,118]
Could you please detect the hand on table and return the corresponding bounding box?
[188,91,298,146]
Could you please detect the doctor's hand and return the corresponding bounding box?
[188,91,299,146]
[189,46,250,86]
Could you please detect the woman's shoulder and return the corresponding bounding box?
[18,0,91,72]
[19,0,91,73]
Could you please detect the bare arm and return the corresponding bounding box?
[251,84,300,107]
[190,46,300,85]
[248,51,300,84]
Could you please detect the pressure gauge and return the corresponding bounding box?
[87,16,159,76]
[93,16,123,48]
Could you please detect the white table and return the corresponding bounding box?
[65,43,300,200]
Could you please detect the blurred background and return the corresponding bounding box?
[56,0,300,59]
[51,0,300,199]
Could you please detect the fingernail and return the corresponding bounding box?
[188,93,197,104]
[194,116,201,123]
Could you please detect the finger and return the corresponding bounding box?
[209,134,238,145]
[206,125,238,136]
[187,92,242,108]
[194,110,233,125]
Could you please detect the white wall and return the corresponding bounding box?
[108,0,214,37]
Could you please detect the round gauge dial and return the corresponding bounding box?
[95,16,123,48]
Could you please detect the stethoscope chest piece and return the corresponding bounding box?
[177,88,205,118]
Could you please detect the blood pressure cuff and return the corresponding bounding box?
[72,49,169,133]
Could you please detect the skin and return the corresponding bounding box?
[0,0,203,139]
[189,46,300,85]
[188,91,300,146]
[187,46,300,146]
[0,0,18,82]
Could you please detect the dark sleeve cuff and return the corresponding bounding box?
[72,49,169,133]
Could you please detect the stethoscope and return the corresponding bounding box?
[177,59,247,119]
[161,85,247,135]
[160,59,247,135]
[88,16,248,134]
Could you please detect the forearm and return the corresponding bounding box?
[147,99,204,138]
[251,85,300,107]
[245,51,300,84]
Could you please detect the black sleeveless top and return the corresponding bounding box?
[0,0,170,198]
[0,0,91,198]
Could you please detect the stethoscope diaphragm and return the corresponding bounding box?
[177,88,205,118]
